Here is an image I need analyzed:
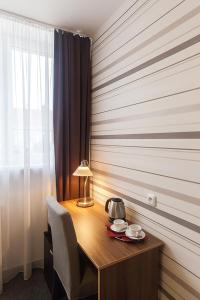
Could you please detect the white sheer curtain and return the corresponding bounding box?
[0,12,55,292]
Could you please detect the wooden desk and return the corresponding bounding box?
[61,200,163,300]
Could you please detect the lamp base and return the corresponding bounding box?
[76,197,94,208]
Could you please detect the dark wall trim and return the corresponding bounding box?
[91,131,200,140]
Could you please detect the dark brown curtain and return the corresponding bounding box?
[53,30,91,201]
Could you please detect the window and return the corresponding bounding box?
[0,14,54,167]
[0,14,55,285]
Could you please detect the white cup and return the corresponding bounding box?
[113,219,128,231]
[127,224,142,237]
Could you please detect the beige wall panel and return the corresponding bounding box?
[92,0,188,65]
[91,0,200,298]
[91,137,200,150]
[161,271,199,300]
[92,64,200,107]
[90,160,200,198]
[91,150,200,182]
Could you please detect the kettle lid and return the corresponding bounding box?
[111,198,123,203]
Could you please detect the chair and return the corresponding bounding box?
[47,196,97,300]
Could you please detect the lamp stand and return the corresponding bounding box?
[76,176,94,208]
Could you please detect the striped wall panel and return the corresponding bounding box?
[90,0,200,299]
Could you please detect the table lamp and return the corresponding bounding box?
[73,160,94,207]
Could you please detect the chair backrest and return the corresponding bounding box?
[47,197,80,300]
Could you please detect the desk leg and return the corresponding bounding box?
[98,248,160,300]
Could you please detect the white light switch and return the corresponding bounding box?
[147,194,157,207]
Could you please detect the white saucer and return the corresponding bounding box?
[125,230,145,240]
[110,224,127,233]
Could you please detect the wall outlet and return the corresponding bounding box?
[147,194,157,207]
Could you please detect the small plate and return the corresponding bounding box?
[125,230,146,240]
[110,224,127,233]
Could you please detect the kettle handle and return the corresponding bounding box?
[105,198,111,213]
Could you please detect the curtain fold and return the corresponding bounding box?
[53,30,91,201]
[0,12,55,292]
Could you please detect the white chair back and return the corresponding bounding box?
[47,197,80,300]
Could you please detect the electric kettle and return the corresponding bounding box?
[105,198,126,222]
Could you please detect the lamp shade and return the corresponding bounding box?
[73,160,93,177]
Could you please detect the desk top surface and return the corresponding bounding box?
[60,199,163,270]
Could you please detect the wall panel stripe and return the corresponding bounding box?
[91,0,200,298]
[91,131,200,139]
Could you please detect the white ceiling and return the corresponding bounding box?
[0,0,124,36]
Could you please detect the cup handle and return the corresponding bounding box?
[135,231,142,237]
